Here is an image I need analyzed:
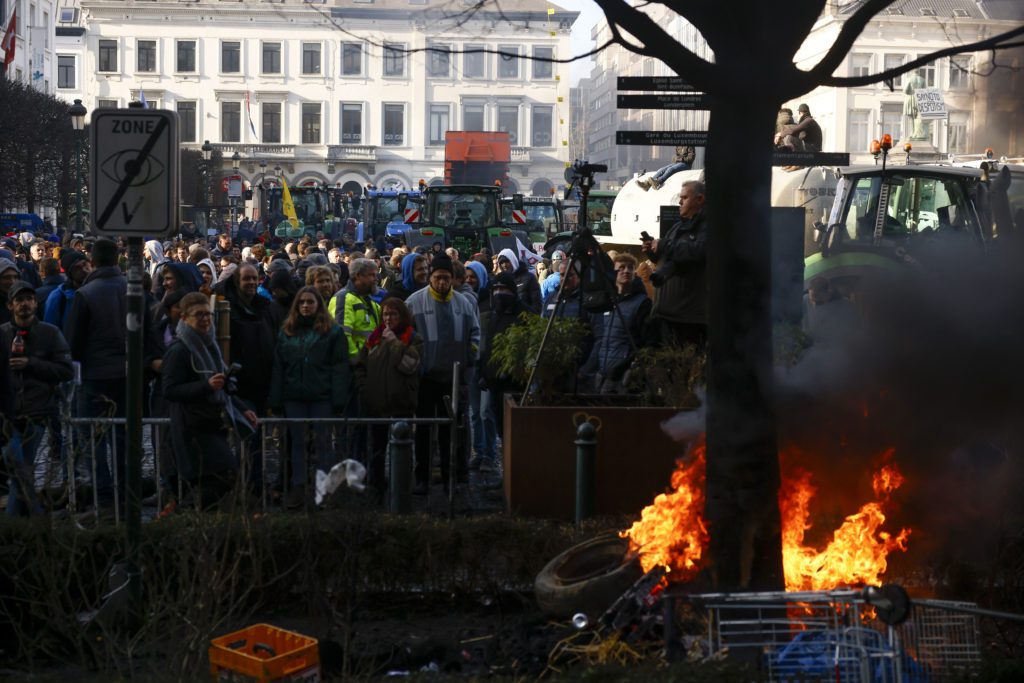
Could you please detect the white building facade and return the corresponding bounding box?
[790,0,1023,164]
[54,0,576,205]
[2,0,58,93]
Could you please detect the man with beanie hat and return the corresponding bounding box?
[406,251,480,493]
[44,250,92,329]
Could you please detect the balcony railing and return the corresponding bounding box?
[327,145,378,161]
[511,147,531,162]
[210,143,295,157]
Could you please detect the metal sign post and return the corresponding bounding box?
[89,107,178,629]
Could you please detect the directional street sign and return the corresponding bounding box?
[617,93,711,110]
[772,151,850,167]
[90,108,178,237]
[617,76,695,92]
[617,130,709,147]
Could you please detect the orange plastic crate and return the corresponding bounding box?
[209,623,319,682]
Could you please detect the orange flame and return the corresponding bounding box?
[623,442,912,590]
[620,443,708,580]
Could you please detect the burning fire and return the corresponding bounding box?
[622,442,912,590]
[620,443,708,582]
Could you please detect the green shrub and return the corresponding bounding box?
[489,313,588,404]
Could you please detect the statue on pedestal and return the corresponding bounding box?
[903,72,933,141]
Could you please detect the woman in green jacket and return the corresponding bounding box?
[269,285,351,508]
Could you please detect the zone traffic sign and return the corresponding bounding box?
[90,108,179,237]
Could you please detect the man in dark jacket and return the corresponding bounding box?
[64,238,130,514]
[643,180,707,349]
[35,258,65,308]
[1,281,74,515]
[43,249,91,330]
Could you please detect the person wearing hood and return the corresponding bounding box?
[196,258,218,292]
[580,253,651,394]
[463,260,495,472]
[260,256,292,301]
[162,292,257,510]
[497,248,542,314]
[144,239,169,277]
[387,253,428,301]
[158,261,204,301]
[465,260,490,314]
[269,285,351,509]
[0,259,23,326]
[43,250,92,330]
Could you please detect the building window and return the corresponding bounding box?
[532,46,553,79]
[463,103,484,131]
[383,103,405,145]
[302,103,322,144]
[532,105,552,147]
[222,41,241,73]
[883,54,905,88]
[177,40,196,72]
[464,44,485,78]
[341,103,362,143]
[222,102,241,143]
[949,56,972,89]
[916,58,936,88]
[177,101,196,143]
[97,99,118,109]
[98,39,117,73]
[57,55,75,88]
[429,104,450,145]
[383,43,405,77]
[947,111,969,154]
[263,102,282,144]
[880,102,902,144]
[849,53,870,78]
[847,109,870,153]
[428,44,451,78]
[262,42,281,74]
[498,45,520,79]
[497,105,519,145]
[341,42,363,76]
[137,40,156,72]
[302,43,321,75]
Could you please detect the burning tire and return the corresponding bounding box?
[534,533,642,619]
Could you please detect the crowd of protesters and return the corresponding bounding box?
[0,180,709,518]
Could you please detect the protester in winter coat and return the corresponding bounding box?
[144,240,169,277]
[355,297,423,497]
[406,254,480,493]
[196,258,218,292]
[267,269,299,332]
[580,253,651,393]
[43,249,91,330]
[1,281,74,516]
[463,260,495,472]
[162,292,257,510]
[496,248,542,314]
[386,253,428,301]
[0,258,22,326]
[35,258,64,308]
[269,286,351,508]
[334,259,381,361]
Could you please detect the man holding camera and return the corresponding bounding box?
[641,180,708,349]
[162,292,258,510]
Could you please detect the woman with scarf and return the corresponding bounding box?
[386,253,428,301]
[355,297,422,499]
[269,285,351,509]
[162,292,258,510]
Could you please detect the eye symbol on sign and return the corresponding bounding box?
[100,150,165,187]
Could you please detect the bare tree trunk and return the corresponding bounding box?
[703,97,784,592]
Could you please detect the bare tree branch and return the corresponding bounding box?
[592,0,717,91]
[806,0,902,81]
[813,24,1024,88]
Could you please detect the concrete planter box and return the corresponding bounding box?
[502,395,684,519]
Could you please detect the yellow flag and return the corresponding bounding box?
[281,176,299,229]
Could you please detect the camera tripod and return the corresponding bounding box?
[519,162,643,406]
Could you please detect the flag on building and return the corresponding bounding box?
[1,9,17,72]
[281,176,299,229]
[139,90,149,108]
[245,91,258,140]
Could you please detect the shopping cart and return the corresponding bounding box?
[686,586,982,683]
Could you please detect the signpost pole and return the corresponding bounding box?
[125,236,144,627]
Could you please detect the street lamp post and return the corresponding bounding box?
[258,160,268,226]
[201,140,213,235]
[230,151,241,237]
[69,99,87,233]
